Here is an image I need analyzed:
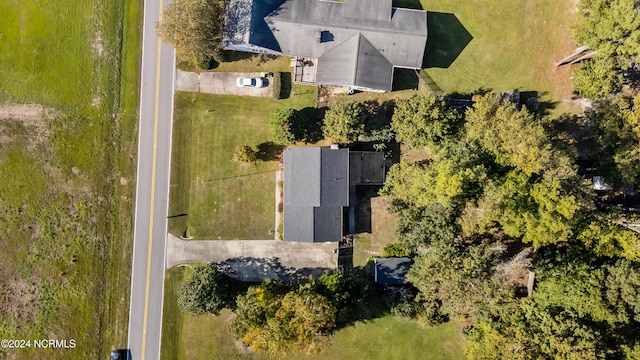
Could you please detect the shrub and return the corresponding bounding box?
[269,108,299,145]
[233,144,257,164]
[383,243,407,257]
[212,47,226,63]
[272,72,282,99]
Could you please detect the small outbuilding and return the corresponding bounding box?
[374,257,412,285]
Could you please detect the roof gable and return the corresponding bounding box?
[283,147,349,242]
[264,0,428,68]
[316,34,393,91]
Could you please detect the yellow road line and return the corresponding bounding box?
[141,0,164,358]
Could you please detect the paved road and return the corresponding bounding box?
[166,235,338,282]
[127,0,175,357]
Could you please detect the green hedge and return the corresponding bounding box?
[272,72,282,99]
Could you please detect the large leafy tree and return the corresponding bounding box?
[466,249,640,359]
[465,94,575,179]
[157,0,223,68]
[381,142,488,210]
[177,264,242,316]
[408,240,518,325]
[572,57,624,98]
[571,0,640,98]
[391,94,461,150]
[391,201,459,254]
[270,108,301,145]
[585,95,640,186]
[322,100,366,143]
[572,0,640,58]
[243,291,336,356]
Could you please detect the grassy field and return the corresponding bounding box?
[168,87,316,240]
[353,195,400,267]
[0,0,140,358]
[162,267,465,360]
[415,0,579,112]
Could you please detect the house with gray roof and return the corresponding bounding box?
[222,0,428,92]
[283,146,385,242]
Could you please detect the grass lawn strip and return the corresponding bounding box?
[169,86,316,240]
[419,0,578,113]
[0,0,141,358]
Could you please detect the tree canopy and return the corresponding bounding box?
[322,101,366,143]
[157,0,223,68]
[391,93,461,150]
[585,95,640,186]
[177,264,242,316]
[270,108,301,145]
[571,0,640,97]
[379,92,640,358]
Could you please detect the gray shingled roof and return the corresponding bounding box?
[264,0,428,68]
[374,257,412,285]
[316,34,393,91]
[283,147,349,242]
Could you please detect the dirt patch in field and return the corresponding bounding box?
[0,103,58,149]
[92,31,105,58]
[0,276,39,326]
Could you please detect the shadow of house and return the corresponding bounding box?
[423,12,473,69]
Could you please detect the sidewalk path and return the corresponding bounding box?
[176,70,272,97]
[167,234,338,282]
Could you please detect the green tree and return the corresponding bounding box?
[572,0,640,58]
[312,272,369,325]
[382,243,406,257]
[244,291,336,356]
[233,144,257,164]
[391,94,461,149]
[322,101,366,143]
[465,94,575,178]
[408,241,517,324]
[572,57,624,98]
[391,201,459,253]
[585,95,640,186]
[270,108,301,145]
[177,264,241,316]
[157,0,223,68]
[578,220,640,261]
[228,283,283,339]
[381,157,487,210]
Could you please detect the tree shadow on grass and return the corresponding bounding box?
[298,106,324,143]
[256,141,285,161]
[216,257,333,283]
[423,12,473,69]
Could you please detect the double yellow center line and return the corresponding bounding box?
[140,0,165,358]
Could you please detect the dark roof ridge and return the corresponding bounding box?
[265,16,427,37]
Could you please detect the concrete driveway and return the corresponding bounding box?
[167,234,338,282]
[176,70,272,97]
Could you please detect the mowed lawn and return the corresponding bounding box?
[0,0,140,359]
[162,267,465,360]
[410,0,578,111]
[169,87,316,240]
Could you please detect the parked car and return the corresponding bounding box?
[236,77,264,88]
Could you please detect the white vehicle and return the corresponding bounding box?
[236,77,264,88]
